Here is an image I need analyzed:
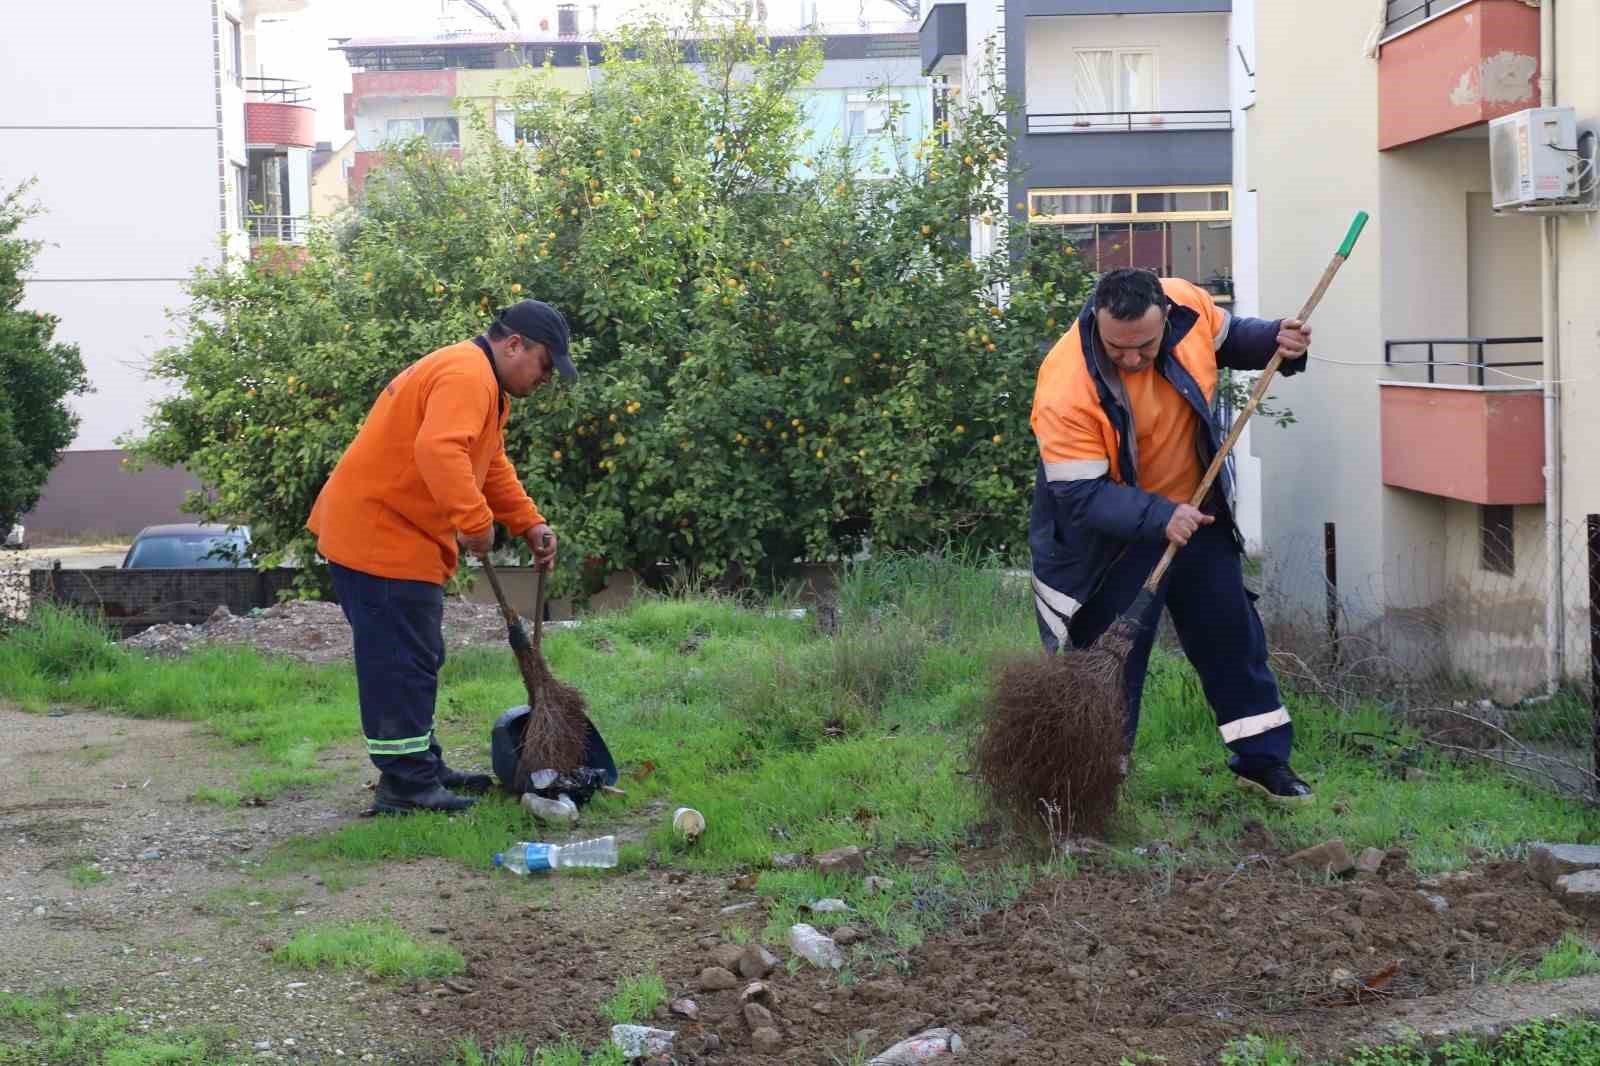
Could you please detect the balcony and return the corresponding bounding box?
[1023,1,1230,12]
[247,214,309,244]
[1027,109,1231,134]
[1379,337,1545,505]
[245,77,316,149]
[920,2,966,77]
[1377,0,1540,150]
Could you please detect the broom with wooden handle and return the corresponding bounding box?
[478,549,589,779]
[974,210,1370,838]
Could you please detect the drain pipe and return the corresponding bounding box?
[1541,0,1564,694]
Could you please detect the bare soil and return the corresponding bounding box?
[424,844,1587,1065]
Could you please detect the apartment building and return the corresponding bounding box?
[335,16,930,199]
[1246,0,1599,697]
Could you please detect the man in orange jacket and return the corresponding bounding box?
[308,299,576,814]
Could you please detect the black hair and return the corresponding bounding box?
[1092,268,1166,321]
[487,320,512,342]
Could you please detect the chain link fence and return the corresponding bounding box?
[1240,515,1600,801]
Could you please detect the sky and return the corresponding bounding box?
[252,0,918,145]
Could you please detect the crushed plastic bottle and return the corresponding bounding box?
[610,1024,675,1059]
[866,1028,964,1064]
[493,835,618,874]
[787,923,843,970]
[521,791,578,826]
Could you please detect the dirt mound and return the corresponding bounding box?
[423,854,1584,1065]
[120,598,516,664]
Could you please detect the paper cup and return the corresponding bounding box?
[672,807,706,841]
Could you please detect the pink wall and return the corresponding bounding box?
[1380,385,1544,504]
[1378,0,1540,150]
[245,102,316,148]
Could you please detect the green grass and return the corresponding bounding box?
[66,862,106,889]
[272,920,464,981]
[0,989,236,1065]
[6,556,1600,887]
[445,1037,627,1066]
[1495,931,1600,984]
[598,971,668,1025]
[1213,1018,1600,1065]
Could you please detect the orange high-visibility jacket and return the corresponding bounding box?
[307,337,544,585]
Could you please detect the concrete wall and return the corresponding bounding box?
[311,138,355,216]
[0,1,239,533]
[1249,0,1388,623]
[1024,13,1230,116]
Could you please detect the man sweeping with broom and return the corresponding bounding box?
[308,299,576,815]
[1028,268,1314,805]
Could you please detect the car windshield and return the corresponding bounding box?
[125,533,248,568]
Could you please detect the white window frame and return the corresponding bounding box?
[846,94,892,141]
[1072,47,1158,114]
[384,116,460,148]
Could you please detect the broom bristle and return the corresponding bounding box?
[512,649,590,776]
[973,623,1135,840]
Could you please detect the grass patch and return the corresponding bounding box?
[0,989,234,1065]
[446,1036,626,1066]
[598,971,668,1025]
[8,555,1600,886]
[65,862,105,889]
[272,920,463,981]
[1495,931,1600,984]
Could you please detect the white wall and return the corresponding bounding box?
[1249,0,1387,618]
[1229,0,1261,553]
[965,0,1007,260]
[1025,13,1229,116]
[0,2,233,452]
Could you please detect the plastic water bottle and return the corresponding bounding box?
[493,835,618,874]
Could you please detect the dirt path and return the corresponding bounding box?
[0,705,427,1062]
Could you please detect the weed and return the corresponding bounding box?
[598,971,667,1025]
[65,863,105,889]
[1219,1033,1302,1066]
[272,920,463,981]
[0,989,234,1065]
[725,925,752,945]
[192,786,244,807]
[1494,931,1600,984]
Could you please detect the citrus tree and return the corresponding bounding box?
[0,182,90,533]
[130,20,1093,596]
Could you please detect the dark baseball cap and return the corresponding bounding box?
[497,299,576,382]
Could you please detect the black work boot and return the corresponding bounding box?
[371,776,477,815]
[440,766,494,793]
[1228,756,1314,806]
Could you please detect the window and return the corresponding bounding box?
[385,117,460,147]
[224,17,242,86]
[1073,48,1155,113]
[1027,186,1234,301]
[846,95,891,141]
[232,163,247,230]
[1481,505,1515,576]
[496,109,542,148]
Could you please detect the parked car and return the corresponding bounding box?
[121,523,254,569]
[3,523,23,549]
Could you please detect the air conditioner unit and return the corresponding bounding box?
[1489,106,1578,210]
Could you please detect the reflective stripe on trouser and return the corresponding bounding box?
[330,562,448,794]
[1040,520,1292,772]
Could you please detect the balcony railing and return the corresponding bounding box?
[1384,336,1542,387]
[247,214,309,243]
[1027,110,1232,135]
[1383,0,1471,40]
[245,76,312,104]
